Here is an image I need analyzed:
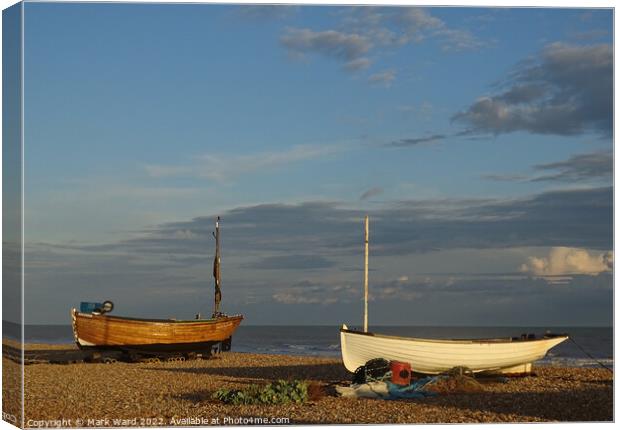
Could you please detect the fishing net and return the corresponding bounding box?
[352,358,391,384]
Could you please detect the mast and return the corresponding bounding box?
[213,216,222,317]
[364,215,369,332]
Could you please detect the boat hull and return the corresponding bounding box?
[340,325,568,375]
[71,308,243,351]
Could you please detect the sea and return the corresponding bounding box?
[3,322,613,368]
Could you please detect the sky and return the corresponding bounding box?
[5,1,613,326]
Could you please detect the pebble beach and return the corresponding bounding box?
[2,342,614,425]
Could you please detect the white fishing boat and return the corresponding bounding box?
[340,324,568,374]
[340,216,569,375]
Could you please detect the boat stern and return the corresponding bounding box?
[71,308,90,349]
[340,324,364,372]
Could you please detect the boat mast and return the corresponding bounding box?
[213,216,222,317]
[364,215,369,332]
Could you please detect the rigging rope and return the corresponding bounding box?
[569,337,613,374]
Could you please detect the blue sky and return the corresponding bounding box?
[9,2,613,325]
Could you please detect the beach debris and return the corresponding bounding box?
[339,362,488,400]
[446,366,474,377]
[336,381,390,399]
[385,379,439,400]
[336,377,438,400]
[212,380,309,405]
[307,381,327,401]
[424,374,485,394]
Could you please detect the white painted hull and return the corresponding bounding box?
[340,325,568,374]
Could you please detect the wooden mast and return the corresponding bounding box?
[364,215,369,332]
[213,216,222,317]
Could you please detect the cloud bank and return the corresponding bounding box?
[483,151,612,184]
[387,134,446,147]
[453,43,612,136]
[24,186,613,325]
[532,151,612,182]
[37,186,612,263]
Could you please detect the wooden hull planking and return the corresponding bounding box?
[71,308,242,350]
[340,324,568,375]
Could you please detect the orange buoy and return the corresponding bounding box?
[390,361,412,386]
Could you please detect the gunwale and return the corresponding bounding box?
[75,312,243,325]
[340,326,569,345]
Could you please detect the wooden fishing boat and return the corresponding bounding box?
[71,216,243,353]
[340,324,568,374]
[71,312,242,351]
[340,216,568,375]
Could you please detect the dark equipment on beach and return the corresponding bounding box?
[80,302,103,313]
[352,358,391,384]
[80,301,113,315]
[99,301,114,314]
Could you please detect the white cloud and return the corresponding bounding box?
[348,7,486,52]
[144,143,347,182]
[520,247,613,277]
[281,8,486,78]
[272,283,356,305]
[173,229,199,240]
[397,8,444,43]
[280,27,371,63]
[371,284,418,301]
[271,292,338,305]
[143,165,193,178]
[343,57,372,71]
[436,28,487,52]
[368,69,396,87]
